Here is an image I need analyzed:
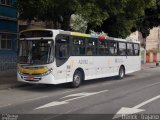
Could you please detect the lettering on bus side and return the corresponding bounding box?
[115,58,124,63]
[79,60,89,64]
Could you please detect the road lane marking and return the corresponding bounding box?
[0,104,11,108]
[113,94,160,119]
[0,90,74,109]
[61,90,74,94]
[61,92,96,99]
[134,95,160,109]
[142,82,160,89]
[35,89,109,110]
[23,96,48,102]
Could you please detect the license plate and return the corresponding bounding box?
[27,77,34,81]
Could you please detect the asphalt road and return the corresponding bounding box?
[0,67,160,120]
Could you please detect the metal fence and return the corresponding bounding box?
[0,55,17,71]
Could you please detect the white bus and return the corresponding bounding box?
[17,29,141,88]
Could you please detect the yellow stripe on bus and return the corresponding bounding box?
[71,32,91,37]
[21,28,48,33]
[19,67,48,75]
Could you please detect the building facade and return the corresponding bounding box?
[130,27,160,63]
[146,27,160,52]
[0,0,17,71]
[129,31,146,63]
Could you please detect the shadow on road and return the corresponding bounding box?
[15,74,136,92]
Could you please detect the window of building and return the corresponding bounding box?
[1,0,5,4]
[72,37,86,56]
[134,44,140,56]
[98,40,109,56]
[110,41,118,55]
[6,0,12,5]
[0,33,12,49]
[0,0,12,6]
[118,42,126,56]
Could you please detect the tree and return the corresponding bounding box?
[17,0,158,38]
[17,0,79,30]
[95,0,156,38]
[43,0,79,30]
[70,14,87,33]
[74,0,156,38]
[134,0,160,38]
[17,0,110,31]
[75,0,109,33]
[17,0,49,22]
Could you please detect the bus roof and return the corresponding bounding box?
[20,29,140,43]
[20,28,52,33]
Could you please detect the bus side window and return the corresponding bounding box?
[87,47,93,55]
[86,38,97,56]
[98,40,109,56]
[134,44,140,56]
[110,41,118,55]
[72,37,85,56]
[127,43,134,56]
[118,42,126,56]
[56,35,69,59]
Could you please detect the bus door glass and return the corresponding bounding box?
[55,34,70,81]
[55,34,70,66]
[109,41,118,72]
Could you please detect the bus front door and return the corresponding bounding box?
[55,34,70,83]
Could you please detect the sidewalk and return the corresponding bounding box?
[0,63,159,90]
[0,70,22,90]
[141,62,158,70]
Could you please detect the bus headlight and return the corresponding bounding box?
[41,68,53,76]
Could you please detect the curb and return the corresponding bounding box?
[141,63,159,70]
[0,83,20,90]
[0,83,32,90]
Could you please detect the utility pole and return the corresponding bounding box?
[158,27,160,52]
[156,26,160,66]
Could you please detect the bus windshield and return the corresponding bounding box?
[18,39,54,65]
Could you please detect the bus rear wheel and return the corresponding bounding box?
[118,66,125,79]
[71,71,82,88]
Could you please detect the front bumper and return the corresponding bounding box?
[17,72,57,84]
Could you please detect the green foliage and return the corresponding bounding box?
[17,0,49,22]
[99,0,156,38]
[75,1,109,29]
[17,0,159,38]
[70,14,87,33]
[134,0,160,38]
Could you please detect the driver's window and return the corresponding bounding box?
[56,35,69,59]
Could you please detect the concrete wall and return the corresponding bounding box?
[141,48,146,64]
[146,52,160,63]
[129,31,146,48]
[158,53,160,62]
[146,27,160,51]
[150,52,153,63]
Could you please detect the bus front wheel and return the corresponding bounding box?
[118,66,125,79]
[71,71,82,88]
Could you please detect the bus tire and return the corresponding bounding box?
[71,70,82,88]
[118,66,125,79]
